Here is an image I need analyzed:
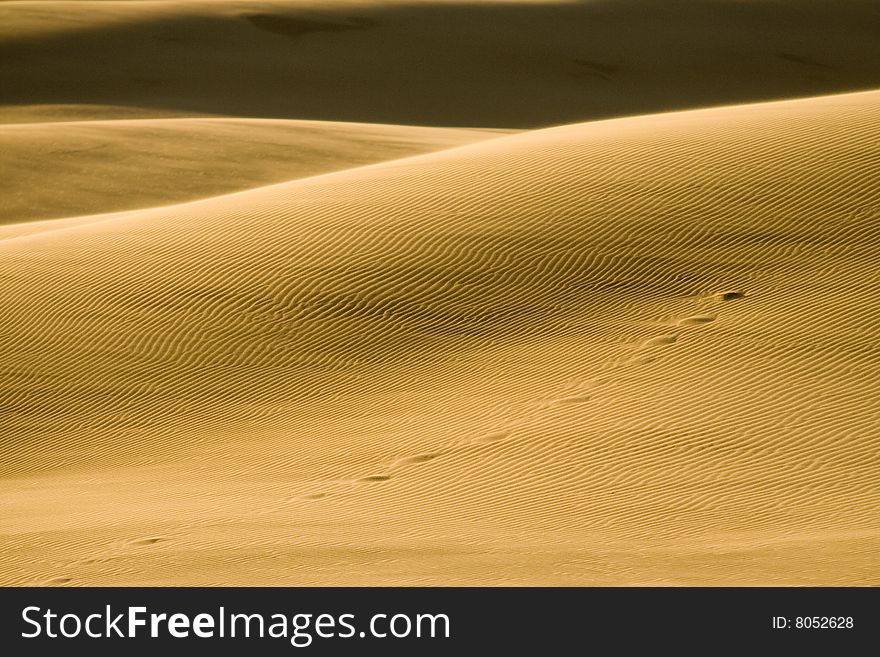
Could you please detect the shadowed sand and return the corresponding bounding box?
[1,90,879,585]
[2,0,880,126]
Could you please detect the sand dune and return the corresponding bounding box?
[0,117,505,224]
[2,0,880,126]
[2,90,878,585]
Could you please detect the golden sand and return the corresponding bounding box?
[3,91,879,584]
[0,118,505,224]
[1,1,879,586]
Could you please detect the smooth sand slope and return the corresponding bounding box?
[2,90,879,585]
[2,0,880,126]
[0,118,504,224]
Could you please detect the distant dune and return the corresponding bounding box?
[2,0,880,126]
[2,90,878,585]
[0,118,505,224]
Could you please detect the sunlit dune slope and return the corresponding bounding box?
[2,90,879,585]
[0,118,504,224]
[2,0,880,126]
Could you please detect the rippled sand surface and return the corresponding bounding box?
[2,1,879,585]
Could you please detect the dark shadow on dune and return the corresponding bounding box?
[0,0,879,127]
[244,14,377,38]
[569,58,620,81]
[776,52,833,69]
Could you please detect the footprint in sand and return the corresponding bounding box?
[311,454,441,500]
[548,392,591,408]
[473,430,511,445]
[395,453,442,467]
[642,333,678,348]
[79,557,111,565]
[677,314,716,326]
[714,290,745,302]
[127,537,167,547]
[45,577,73,585]
[357,474,392,483]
